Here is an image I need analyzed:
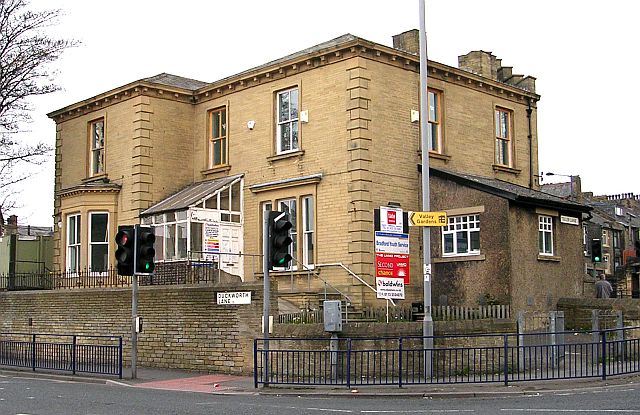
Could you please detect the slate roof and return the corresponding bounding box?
[143,73,209,90]
[142,174,243,216]
[141,35,359,93]
[431,168,591,213]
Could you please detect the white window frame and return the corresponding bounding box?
[276,87,299,154]
[602,229,610,247]
[90,119,105,175]
[538,215,554,256]
[152,211,188,262]
[88,212,109,274]
[66,213,81,273]
[442,214,480,257]
[302,196,314,267]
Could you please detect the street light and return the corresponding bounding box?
[542,172,575,199]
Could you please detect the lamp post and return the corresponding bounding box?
[418,0,433,379]
[544,172,575,199]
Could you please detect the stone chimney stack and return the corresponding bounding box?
[392,29,420,55]
[458,51,500,79]
[458,50,536,93]
[6,215,18,235]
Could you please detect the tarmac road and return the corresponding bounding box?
[3,370,640,414]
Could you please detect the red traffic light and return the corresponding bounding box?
[115,226,135,276]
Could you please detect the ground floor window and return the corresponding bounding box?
[89,212,109,273]
[538,215,553,255]
[442,214,480,256]
[261,195,315,270]
[66,214,81,272]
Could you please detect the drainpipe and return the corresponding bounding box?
[526,98,534,189]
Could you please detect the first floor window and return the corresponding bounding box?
[276,87,299,154]
[428,90,442,153]
[67,214,81,272]
[89,213,108,273]
[539,215,553,255]
[208,108,227,168]
[90,119,105,175]
[442,214,480,256]
[495,108,512,166]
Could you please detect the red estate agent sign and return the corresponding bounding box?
[375,252,410,284]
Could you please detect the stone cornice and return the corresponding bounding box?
[57,182,121,199]
[48,36,540,124]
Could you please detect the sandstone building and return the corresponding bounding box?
[48,30,589,312]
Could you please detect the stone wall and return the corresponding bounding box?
[557,297,640,330]
[0,282,272,375]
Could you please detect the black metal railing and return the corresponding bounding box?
[0,333,122,378]
[254,326,640,388]
[0,261,226,291]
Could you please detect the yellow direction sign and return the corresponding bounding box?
[408,211,447,227]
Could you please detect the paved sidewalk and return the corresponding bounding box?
[3,366,640,398]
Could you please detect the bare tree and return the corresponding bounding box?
[0,0,77,216]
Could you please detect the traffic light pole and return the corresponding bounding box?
[131,225,140,380]
[262,214,270,387]
[131,272,138,379]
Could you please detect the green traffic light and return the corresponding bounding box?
[145,262,150,270]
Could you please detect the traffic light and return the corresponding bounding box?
[115,226,135,276]
[135,226,156,274]
[591,239,602,263]
[269,211,293,269]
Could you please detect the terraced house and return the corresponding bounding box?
[48,30,589,313]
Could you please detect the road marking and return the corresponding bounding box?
[362,411,474,414]
[501,409,640,413]
[307,409,353,413]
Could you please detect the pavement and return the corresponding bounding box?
[2,366,640,398]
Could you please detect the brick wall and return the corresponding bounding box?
[0,282,273,375]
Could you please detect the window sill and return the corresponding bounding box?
[537,254,561,262]
[492,164,522,175]
[201,165,232,176]
[417,150,452,163]
[433,254,485,263]
[82,174,109,183]
[256,267,318,278]
[267,150,305,163]
[429,151,452,162]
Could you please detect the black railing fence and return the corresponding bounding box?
[0,333,122,378]
[254,326,640,388]
[0,261,227,291]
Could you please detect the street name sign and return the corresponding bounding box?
[217,291,251,305]
[408,211,448,227]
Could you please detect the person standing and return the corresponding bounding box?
[595,274,613,299]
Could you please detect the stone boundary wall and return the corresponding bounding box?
[557,297,640,330]
[0,283,272,375]
[273,319,515,339]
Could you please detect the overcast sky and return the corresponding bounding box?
[16,0,639,226]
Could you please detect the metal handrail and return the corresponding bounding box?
[315,262,395,307]
[291,257,352,305]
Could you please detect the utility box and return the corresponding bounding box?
[323,300,343,332]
